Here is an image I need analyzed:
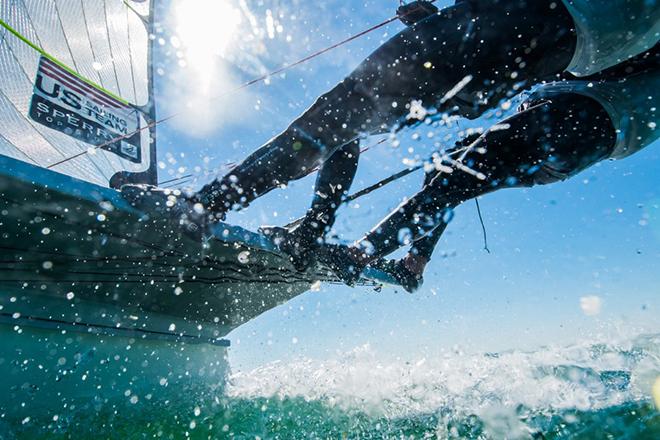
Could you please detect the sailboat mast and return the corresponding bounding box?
[110,0,158,188]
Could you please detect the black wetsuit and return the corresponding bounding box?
[195,0,578,240]
[361,93,616,262]
[355,44,659,268]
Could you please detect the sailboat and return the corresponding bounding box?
[0,0,397,414]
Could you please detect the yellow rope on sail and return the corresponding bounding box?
[0,18,130,105]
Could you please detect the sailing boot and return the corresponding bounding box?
[260,206,334,271]
[370,258,424,293]
[317,244,368,286]
[120,184,222,238]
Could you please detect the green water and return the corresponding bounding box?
[7,397,660,439]
[4,333,660,439]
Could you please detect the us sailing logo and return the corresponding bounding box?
[29,56,142,163]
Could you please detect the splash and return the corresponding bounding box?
[8,333,660,439]
[228,333,660,436]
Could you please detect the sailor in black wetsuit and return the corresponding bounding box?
[123,0,658,277]
[191,0,579,261]
[323,47,659,292]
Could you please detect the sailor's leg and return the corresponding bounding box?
[196,0,576,213]
[382,167,450,281]
[406,221,447,263]
[339,92,617,278]
[195,127,325,212]
[270,141,361,269]
[405,164,458,262]
[298,141,361,238]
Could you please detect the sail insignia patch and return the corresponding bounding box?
[29,56,142,163]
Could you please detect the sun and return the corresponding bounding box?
[164,0,251,135]
[174,0,242,74]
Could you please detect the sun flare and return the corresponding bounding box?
[165,0,248,134]
[175,0,242,74]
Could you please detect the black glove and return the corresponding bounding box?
[397,1,439,26]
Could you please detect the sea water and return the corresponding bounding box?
[3,333,660,439]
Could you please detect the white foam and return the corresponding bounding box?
[228,333,660,420]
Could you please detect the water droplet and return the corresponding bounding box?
[580,295,602,316]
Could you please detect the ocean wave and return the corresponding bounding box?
[8,333,660,439]
[228,333,660,436]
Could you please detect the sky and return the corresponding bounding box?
[152,0,660,371]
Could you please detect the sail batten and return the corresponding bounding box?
[126,3,150,105]
[0,0,155,187]
[57,0,105,91]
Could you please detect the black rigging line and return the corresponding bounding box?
[344,143,473,204]
[475,198,491,254]
[158,174,194,186]
[345,165,421,204]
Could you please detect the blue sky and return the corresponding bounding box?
[153,0,660,371]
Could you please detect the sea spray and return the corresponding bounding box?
[229,334,660,418]
[226,333,660,438]
[7,333,660,439]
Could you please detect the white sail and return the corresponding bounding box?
[0,0,154,186]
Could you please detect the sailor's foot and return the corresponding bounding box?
[259,224,319,271]
[371,257,425,294]
[121,184,223,237]
[317,244,367,287]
